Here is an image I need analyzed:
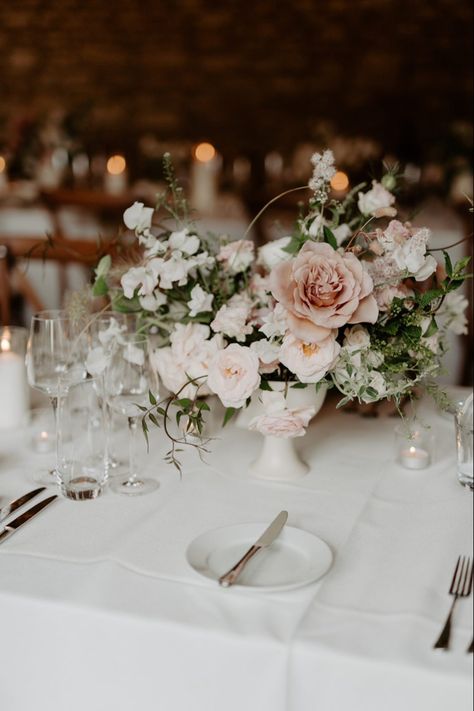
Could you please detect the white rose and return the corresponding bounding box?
[358,181,396,216]
[259,303,288,339]
[123,202,154,232]
[279,332,340,384]
[343,325,370,350]
[250,339,281,374]
[257,237,292,271]
[217,240,254,274]
[187,285,214,317]
[207,344,261,408]
[211,294,253,342]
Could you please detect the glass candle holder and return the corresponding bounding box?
[0,326,29,430]
[395,424,434,470]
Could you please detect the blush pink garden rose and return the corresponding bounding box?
[249,392,316,439]
[279,332,340,383]
[207,344,261,408]
[270,241,378,343]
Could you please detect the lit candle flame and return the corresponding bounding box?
[194,142,216,163]
[330,171,349,191]
[0,156,6,173]
[106,155,126,175]
[40,431,49,440]
[1,329,11,351]
[409,446,417,455]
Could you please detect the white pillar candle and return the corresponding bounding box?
[190,143,220,214]
[0,334,28,430]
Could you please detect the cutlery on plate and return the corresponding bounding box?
[0,487,47,524]
[433,555,473,651]
[0,495,58,545]
[218,511,288,588]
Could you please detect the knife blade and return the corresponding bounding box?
[0,487,47,524]
[218,510,288,588]
[0,495,58,545]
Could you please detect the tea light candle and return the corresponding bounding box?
[399,445,430,470]
[0,329,28,430]
[104,154,127,194]
[190,142,220,214]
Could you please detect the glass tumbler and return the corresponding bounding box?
[455,393,473,490]
[57,378,109,500]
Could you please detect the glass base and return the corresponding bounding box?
[61,477,103,500]
[110,477,159,496]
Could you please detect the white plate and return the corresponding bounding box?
[186,523,333,592]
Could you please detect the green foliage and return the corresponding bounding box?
[323,226,338,250]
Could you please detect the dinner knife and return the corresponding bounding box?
[218,510,288,588]
[0,487,47,524]
[0,495,58,545]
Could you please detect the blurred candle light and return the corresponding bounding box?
[104,154,127,194]
[0,327,29,430]
[0,155,7,190]
[330,171,350,192]
[191,142,220,213]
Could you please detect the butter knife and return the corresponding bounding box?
[0,487,46,524]
[0,495,58,545]
[218,510,288,588]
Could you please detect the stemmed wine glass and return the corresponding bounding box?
[104,333,159,495]
[26,310,88,484]
[88,311,138,471]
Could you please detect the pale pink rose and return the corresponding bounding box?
[151,324,223,398]
[279,332,340,384]
[211,294,253,342]
[270,241,378,343]
[250,339,280,374]
[217,240,255,274]
[207,344,261,408]
[375,284,414,311]
[248,392,315,438]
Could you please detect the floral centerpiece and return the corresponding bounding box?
[92,153,470,471]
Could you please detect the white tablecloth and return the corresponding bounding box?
[0,396,472,711]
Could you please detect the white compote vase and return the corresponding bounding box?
[237,381,327,481]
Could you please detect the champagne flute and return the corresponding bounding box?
[26,310,88,483]
[104,333,159,495]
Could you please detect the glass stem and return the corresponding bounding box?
[127,416,139,486]
[50,394,63,478]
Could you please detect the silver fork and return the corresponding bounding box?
[433,555,473,651]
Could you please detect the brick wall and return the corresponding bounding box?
[0,0,472,158]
